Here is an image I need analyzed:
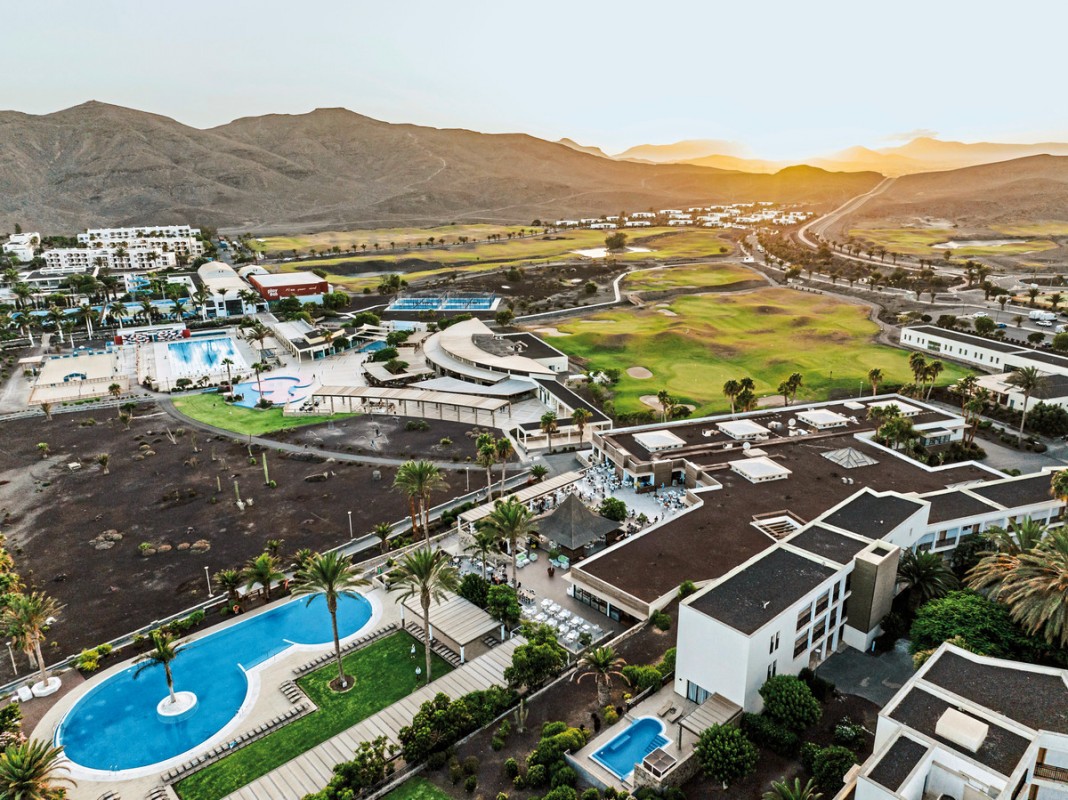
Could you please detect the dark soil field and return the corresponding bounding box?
[0,405,433,682]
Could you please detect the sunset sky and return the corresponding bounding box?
[6,0,1067,160]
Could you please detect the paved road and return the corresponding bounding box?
[798,177,897,250]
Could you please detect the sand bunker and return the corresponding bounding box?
[640,395,697,413]
[627,367,653,379]
[532,327,569,337]
[572,246,654,258]
[658,309,678,317]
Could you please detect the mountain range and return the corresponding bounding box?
[0,102,881,234]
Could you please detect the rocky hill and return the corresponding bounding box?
[0,102,881,233]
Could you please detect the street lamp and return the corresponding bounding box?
[466,468,470,493]
[6,642,16,675]
[348,510,353,541]
[204,566,213,597]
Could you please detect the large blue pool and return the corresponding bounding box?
[230,375,313,408]
[57,594,373,773]
[591,716,669,780]
[167,337,239,372]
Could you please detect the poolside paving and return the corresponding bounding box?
[223,637,524,800]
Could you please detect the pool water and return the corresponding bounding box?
[591,716,669,779]
[231,375,313,408]
[358,340,387,353]
[167,337,240,372]
[57,594,373,773]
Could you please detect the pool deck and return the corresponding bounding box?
[34,587,399,800]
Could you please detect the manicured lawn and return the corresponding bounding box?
[383,777,454,800]
[175,632,453,800]
[544,287,968,415]
[847,226,1057,258]
[623,262,756,292]
[172,393,354,436]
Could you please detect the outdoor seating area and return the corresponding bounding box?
[526,598,604,649]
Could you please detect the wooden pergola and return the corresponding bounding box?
[312,385,510,425]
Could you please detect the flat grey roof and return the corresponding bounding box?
[787,525,870,565]
[907,325,1024,354]
[822,491,924,537]
[920,489,1002,524]
[968,473,1054,509]
[688,548,835,635]
[867,735,929,792]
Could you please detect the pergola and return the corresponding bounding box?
[458,470,584,528]
[311,385,510,425]
[536,494,618,559]
[401,591,500,663]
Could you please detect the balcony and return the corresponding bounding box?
[1035,763,1068,785]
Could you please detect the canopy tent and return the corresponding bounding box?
[537,494,618,554]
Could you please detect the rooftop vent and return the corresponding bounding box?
[935,707,988,753]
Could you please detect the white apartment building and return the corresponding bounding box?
[2,232,40,263]
[78,226,205,258]
[196,261,261,318]
[44,247,177,272]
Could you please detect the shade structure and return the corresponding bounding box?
[537,494,619,552]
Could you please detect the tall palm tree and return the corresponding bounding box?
[2,592,63,687]
[982,518,1047,555]
[572,407,592,443]
[221,357,235,392]
[292,551,370,690]
[477,443,497,500]
[763,777,823,800]
[540,411,559,452]
[722,379,741,414]
[466,527,500,579]
[495,436,513,496]
[387,548,459,684]
[371,522,393,554]
[897,549,958,612]
[1006,366,1048,438]
[481,497,537,586]
[245,321,271,357]
[134,629,184,706]
[107,300,128,330]
[0,739,74,800]
[575,646,627,707]
[867,367,884,397]
[408,460,448,539]
[923,361,944,400]
[214,569,242,608]
[392,461,422,537]
[656,389,671,422]
[242,552,284,601]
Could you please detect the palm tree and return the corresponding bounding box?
[722,379,741,414]
[3,592,63,687]
[540,411,559,452]
[897,549,958,612]
[371,522,393,554]
[214,569,242,608]
[763,777,823,800]
[242,552,284,601]
[481,497,538,586]
[982,518,1047,555]
[292,551,370,690]
[387,548,459,685]
[477,443,497,499]
[245,321,271,357]
[466,527,500,580]
[221,357,235,392]
[251,361,269,403]
[393,461,422,537]
[530,464,549,482]
[1052,469,1068,505]
[867,368,884,397]
[656,389,671,422]
[0,739,74,800]
[575,646,626,708]
[412,460,448,538]
[572,407,592,442]
[134,629,184,706]
[495,436,513,496]
[1006,366,1048,438]
[987,530,1068,647]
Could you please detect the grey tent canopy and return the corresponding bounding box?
[538,494,619,551]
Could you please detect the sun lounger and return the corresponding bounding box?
[657,701,673,718]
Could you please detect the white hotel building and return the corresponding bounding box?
[43,247,178,273]
[77,225,205,257]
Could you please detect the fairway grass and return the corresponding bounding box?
[624,262,758,292]
[175,632,453,800]
[543,287,967,415]
[383,778,453,800]
[172,393,353,436]
[848,226,1058,258]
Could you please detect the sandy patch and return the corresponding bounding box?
[640,395,697,413]
[757,395,786,408]
[531,326,569,337]
[572,246,654,258]
[627,367,653,379]
[658,309,678,317]
[579,319,617,325]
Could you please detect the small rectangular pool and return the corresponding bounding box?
[590,716,669,780]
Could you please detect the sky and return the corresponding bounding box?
[5,0,1068,161]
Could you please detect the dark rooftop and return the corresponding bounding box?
[823,491,924,537]
[1014,349,1068,370]
[923,650,1068,734]
[689,548,835,634]
[501,332,568,361]
[787,525,870,565]
[908,325,1024,354]
[534,378,610,422]
[888,687,1031,777]
[576,433,992,604]
[920,490,1003,525]
[866,736,929,792]
[968,473,1054,509]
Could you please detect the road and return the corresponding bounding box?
[798,176,896,249]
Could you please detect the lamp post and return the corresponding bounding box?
[6,642,16,675]
[348,510,353,541]
[466,468,470,493]
[204,566,212,597]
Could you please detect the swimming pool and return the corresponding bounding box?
[590,716,669,780]
[231,375,313,408]
[167,337,240,372]
[57,594,374,774]
[387,295,498,312]
[358,340,387,353]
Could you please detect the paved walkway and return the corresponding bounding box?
[816,639,914,707]
[224,637,523,800]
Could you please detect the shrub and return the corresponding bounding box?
[800,741,822,773]
[581,790,601,800]
[759,675,822,730]
[657,648,677,676]
[622,665,663,692]
[544,788,578,800]
[797,667,836,703]
[513,774,526,790]
[813,745,858,794]
[695,724,758,785]
[599,497,627,522]
[651,611,672,631]
[497,720,512,738]
[96,643,113,656]
[741,712,800,756]
[450,761,464,785]
[551,766,578,788]
[834,717,866,749]
[678,580,697,598]
[463,756,480,776]
[0,704,21,737]
[504,758,520,779]
[491,736,505,751]
[464,775,478,793]
[527,764,547,788]
[497,794,509,800]
[76,649,100,673]
[603,706,619,725]
[541,721,568,738]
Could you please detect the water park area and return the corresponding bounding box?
[137,332,257,392]
[386,293,500,313]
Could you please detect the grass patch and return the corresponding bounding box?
[172,393,354,436]
[848,226,1058,258]
[545,287,968,415]
[175,632,452,800]
[624,262,756,292]
[383,777,454,800]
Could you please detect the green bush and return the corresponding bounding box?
[695,724,758,785]
[651,611,672,631]
[513,773,527,790]
[622,664,663,692]
[463,756,480,775]
[813,745,858,794]
[678,580,697,599]
[0,704,22,736]
[833,717,866,749]
[504,758,520,779]
[741,712,800,756]
[450,761,464,785]
[759,675,822,730]
[544,788,578,800]
[491,735,505,750]
[542,721,568,737]
[551,766,578,788]
[76,649,100,673]
[598,497,627,522]
[527,763,547,788]
[96,643,113,656]
[464,775,478,793]
[581,790,601,800]
[657,648,677,676]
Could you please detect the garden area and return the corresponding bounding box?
[172,393,354,437]
[175,631,453,800]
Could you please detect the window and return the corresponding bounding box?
[770,632,780,654]
[687,681,710,704]
[832,583,840,603]
[796,606,811,631]
[794,632,808,658]
[814,616,827,642]
[767,661,777,680]
[815,591,830,616]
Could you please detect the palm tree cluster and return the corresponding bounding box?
[906,352,945,400]
[897,549,958,612]
[477,496,538,586]
[0,739,73,800]
[775,373,804,407]
[474,433,513,500]
[722,376,757,414]
[393,459,448,540]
